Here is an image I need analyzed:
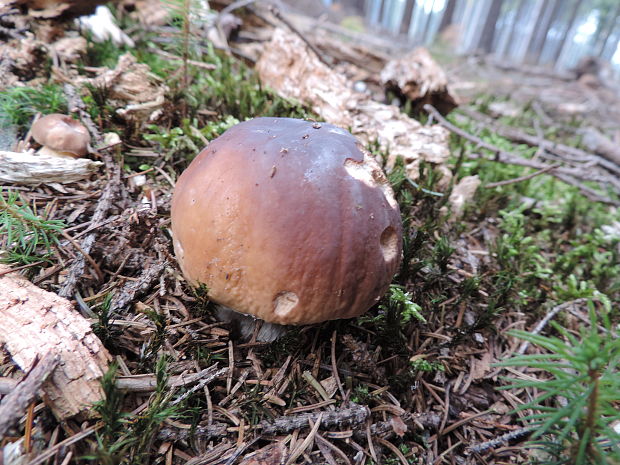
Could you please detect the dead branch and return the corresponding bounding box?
[0,352,59,440]
[157,403,370,441]
[157,423,228,442]
[467,426,533,454]
[424,104,619,205]
[580,126,620,166]
[109,259,168,313]
[258,403,369,435]
[0,365,226,396]
[460,107,620,178]
[0,151,103,184]
[117,364,226,393]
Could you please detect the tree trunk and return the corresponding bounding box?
[594,3,620,57]
[477,0,503,53]
[399,0,415,35]
[549,0,584,65]
[526,0,559,64]
[421,0,437,44]
[438,0,457,32]
[601,25,620,61]
[501,0,528,59]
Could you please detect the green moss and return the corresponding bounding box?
[0,84,67,130]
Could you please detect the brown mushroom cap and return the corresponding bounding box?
[171,117,403,325]
[31,114,90,157]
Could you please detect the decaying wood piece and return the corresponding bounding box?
[258,403,368,435]
[380,47,458,114]
[256,28,452,186]
[75,52,167,125]
[446,175,480,218]
[0,151,102,184]
[158,403,370,441]
[0,265,112,419]
[0,352,58,441]
[580,127,620,166]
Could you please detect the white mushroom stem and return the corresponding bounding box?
[38,145,80,159]
[215,305,289,342]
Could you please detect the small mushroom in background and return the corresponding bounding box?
[31,113,90,158]
[171,117,403,341]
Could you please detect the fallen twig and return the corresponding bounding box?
[517,299,588,355]
[467,426,533,454]
[117,364,227,393]
[484,164,560,188]
[0,353,59,441]
[157,403,370,441]
[110,259,168,313]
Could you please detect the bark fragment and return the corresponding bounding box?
[380,47,458,115]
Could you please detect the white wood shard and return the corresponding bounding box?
[0,151,102,184]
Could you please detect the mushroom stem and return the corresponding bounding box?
[38,146,81,159]
[215,305,289,342]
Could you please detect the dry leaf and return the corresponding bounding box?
[389,415,408,437]
[239,442,287,465]
[447,175,480,218]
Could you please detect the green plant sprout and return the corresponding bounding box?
[382,284,427,324]
[0,190,65,265]
[0,84,67,129]
[498,299,620,464]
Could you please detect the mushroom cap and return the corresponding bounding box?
[171,117,402,325]
[31,114,90,157]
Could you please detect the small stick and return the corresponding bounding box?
[0,261,45,278]
[0,353,59,441]
[485,164,560,188]
[517,299,588,355]
[59,230,104,282]
[467,426,533,454]
[331,330,346,399]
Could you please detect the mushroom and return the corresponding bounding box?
[171,117,402,332]
[31,114,90,158]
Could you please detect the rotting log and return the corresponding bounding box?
[0,265,111,419]
[255,28,452,188]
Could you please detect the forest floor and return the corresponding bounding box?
[1,2,620,465]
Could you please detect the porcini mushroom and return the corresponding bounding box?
[171,117,402,327]
[31,114,90,158]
